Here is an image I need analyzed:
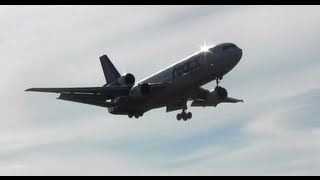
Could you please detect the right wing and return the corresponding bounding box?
[191,97,244,107]
[190,87,243,107]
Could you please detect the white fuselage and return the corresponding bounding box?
[109,43,242,114]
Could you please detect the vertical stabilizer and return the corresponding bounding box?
[99,55,121,84]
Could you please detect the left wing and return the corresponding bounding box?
[25,85,132,98]
[26,85,133,107]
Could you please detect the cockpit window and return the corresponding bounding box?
[222,44,236,51]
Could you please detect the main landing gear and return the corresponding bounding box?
[176,108,192,121]
[128,112,143,119]
[175,76,223,121]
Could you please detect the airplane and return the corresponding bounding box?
[26,42,244,121]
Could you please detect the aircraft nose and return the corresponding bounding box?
[207,43,242,77]
[228,46,242,70]
[236,47,242,61]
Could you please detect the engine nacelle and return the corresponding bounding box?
[214,86,228,99]
[191,87,228,107]
[191,86,243,107]
[129,83,151,99]
[204,86,228,104]
[109,73,135,86]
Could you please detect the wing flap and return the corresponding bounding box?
[57,93,116,108]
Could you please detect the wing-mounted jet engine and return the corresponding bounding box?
[129,82,168,99]
[191,86,243,108]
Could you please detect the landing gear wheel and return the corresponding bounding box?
[128,114,133,118]
[177,114,182,121]
[176,108,193,121]
[187,112,192,119]
[180,112,187,121]
[134,115,139,118]
[182,115,188,121]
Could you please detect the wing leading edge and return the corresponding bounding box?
[25,85,131,96]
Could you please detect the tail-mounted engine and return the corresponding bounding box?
[108,73,135,86]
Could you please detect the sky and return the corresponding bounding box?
[0,5,320,175]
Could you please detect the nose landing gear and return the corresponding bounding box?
[176,108,192,121]
[216,76,223,87]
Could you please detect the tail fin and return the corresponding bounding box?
[99,55,121,84]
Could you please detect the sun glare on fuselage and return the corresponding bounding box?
[200,42,214,53]
[201,45,209,52]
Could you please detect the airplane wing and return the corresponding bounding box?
[26,85,131,95]
[26,83,170,108]
[191,97,243,107]
[25,85,132,100]
[190,87,243,107]
[26,85,133,108]
[221,97,244,103]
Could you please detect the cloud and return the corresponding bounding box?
[164,89,320,175]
